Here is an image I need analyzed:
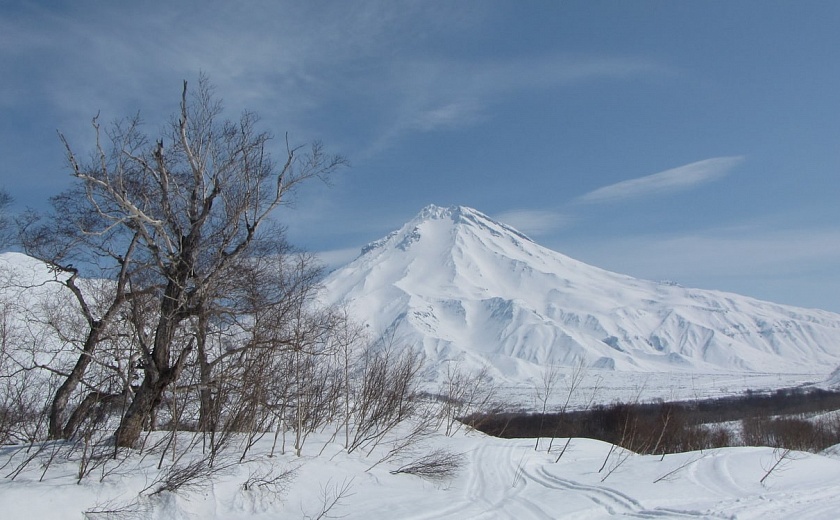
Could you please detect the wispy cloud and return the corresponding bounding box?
[578,156,744,204]
[410,101,485,131]
[0,2,436,130]
[494,209,573,236]
[363,53,667,156]
[0,1,672,165]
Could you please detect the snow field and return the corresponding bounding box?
[5,427,840,519]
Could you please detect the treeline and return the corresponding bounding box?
[470,387,840,454]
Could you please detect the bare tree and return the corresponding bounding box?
[760,447,794,485]
[550,358,589,459]
[303,477,355,520]
[20,75,345,447]
[331,308,366,450]
[436,362,497,437]
[0,285,49,444]
[346,344,423,454]
[0,189,12,249]
[533,364,560,451]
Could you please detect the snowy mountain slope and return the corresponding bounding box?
[320,205,840,380]
[6,219,840,519]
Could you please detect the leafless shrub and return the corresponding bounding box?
[550,358,591,459]
[0,291,55,444]
[242,464,298,495]
[142,454,233,497]
[599,407,646,481]
[84,496,152,520]
[346,345,423,454]
[511,450,528,488]
[475,395,770,456]
[436,362,497,437]
[390,447,464,481]
[742,415,840,452]
[532,364,561,450]
[364,416,436,472]
[760,447,797,484]
[653,453,706,483]
[303,477,355,520]
[600,444,635,482]
[3,440,54,480]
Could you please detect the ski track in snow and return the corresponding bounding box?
[399,439,733,520]
[528,466,643,517]
[685,451,747,498]
[717,486,840,520]
[402,441,553,520]
[524,462,733,519]
[392,439,840,520]
[467,442,552,520]
[4,431,840,518]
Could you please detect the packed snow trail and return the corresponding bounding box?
[5,431,840,518]
[396,437,725,520]
[399,441,553,520]
[376,435,840,520]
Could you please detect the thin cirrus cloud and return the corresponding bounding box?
[362,53,667,157]
[577,156,745,204]
[409,54,664,127]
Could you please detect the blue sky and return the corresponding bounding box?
[2,1,840,312]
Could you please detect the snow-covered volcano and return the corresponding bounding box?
[321,205,840,380]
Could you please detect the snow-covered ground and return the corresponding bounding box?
[3,427,840,519]
[4,205,840,519]
[498,369,825,412]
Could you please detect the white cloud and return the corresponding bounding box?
[1,1,673,165]
[410,101,484,131]
[578,156,744,204]
[494,209,573,236]
[1,2,436,127]
[364,53,667,155]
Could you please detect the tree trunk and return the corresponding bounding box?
[113,230,205,448]
[62,390,124,439]
[48,323,103,439]
[114,345,193,448]
[195,313,215,434]
[114,276,188,448]
[114,374,162,447]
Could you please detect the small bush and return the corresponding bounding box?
[390,448,464,481]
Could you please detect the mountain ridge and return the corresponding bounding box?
[320,204,840,381]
